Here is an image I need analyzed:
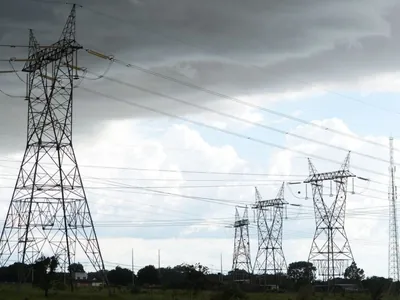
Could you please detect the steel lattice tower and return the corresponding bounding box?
[232,206,252,282]
[252,183,287,285]
[0,5,107,284]
[388,137,400,282]
[305,152,355,282]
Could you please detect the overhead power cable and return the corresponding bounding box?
[80,86,392,180]
[0,173,306,182]
[2,52,397,163]
[0,183,282,190]
[0,88,24,99]
[90,70,391,165]
[83,49,398,152]
[2,47,395,152]
[75,4,400,117]
[0,205,389,228]
[85,179,389,206]
[0,158,305,177]
[0,206,388,228]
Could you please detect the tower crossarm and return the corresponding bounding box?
[22,39,82,73]
[252,198,287,210]
[234,219,249,227]
[304,170,355,183]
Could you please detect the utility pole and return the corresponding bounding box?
[158,249,161,270]
[389,137,400,283]
[220,253,223,283]
[231,206,252,282]
[0,4,107,288]
[305,152,355,290]
[158,249,161,281]
[252,183,288,287]
[132,248,135,286]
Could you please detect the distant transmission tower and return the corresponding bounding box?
[232,206,252,282]
[252,183,287,286]
[389,137,400,282]
[305,152,355,283]
[0,5,107,286]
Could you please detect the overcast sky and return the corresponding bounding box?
[0,0,400,277]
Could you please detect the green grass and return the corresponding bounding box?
[0,285,397,300]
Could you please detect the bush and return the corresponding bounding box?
[296,284,313,300]
[369,284,384,300]
[210,284,247,300]
[53,280,67,291]
[129,284,141,294]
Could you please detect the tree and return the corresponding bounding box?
[177,263,209,291]
[344,261,365,282]
[137,265,159,285]
[33,256,59,297]
[287,261,316,287]
[159,267,185,288]
[108,266,134,286]
[0,262,27,283]
[68,262,85,274]
[88,270,106,281]
[363,277,389,300]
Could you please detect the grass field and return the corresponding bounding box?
[0,285,394,300]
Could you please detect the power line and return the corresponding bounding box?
[91,71,391,165]
[0,3,394,277]
[0,206,391,228]
[79,86,394,180]
[0,161,390,201]
[0,183,282,190]
[76,4,400,118]
[0,158,305,177]
[2,56,396,175]
[83,50,396,152]
[2,47,397,153]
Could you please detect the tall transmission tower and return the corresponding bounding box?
[305,152,355,283]
[0,5,107,285]
[389,137,400,282]
[252,183,287,286]
[231,206,252,282]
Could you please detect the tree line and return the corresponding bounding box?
[0,257,398,297]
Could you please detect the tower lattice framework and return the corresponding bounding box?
[305,152,355,282]
[252,183,287,284]
[0,5,107,282]
[388,137,400,282]
[232,206,252,281]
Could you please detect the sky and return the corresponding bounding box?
[0,0,400,278]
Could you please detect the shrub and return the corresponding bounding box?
[296,284,313,300]
[128,284,141,294]
[210,284,247,300]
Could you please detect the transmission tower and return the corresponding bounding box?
[252,183,287,286]
[389,137,400,282]
[231,206,252,282]
[305,152,355,284]
[0,5,107,285]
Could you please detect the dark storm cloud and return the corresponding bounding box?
[0,0,397,61]
[1,0,400,155]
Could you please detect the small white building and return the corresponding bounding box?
[92,281,103,287]
[73,272,88,280]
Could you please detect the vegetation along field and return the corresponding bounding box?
[0,259,399,300]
